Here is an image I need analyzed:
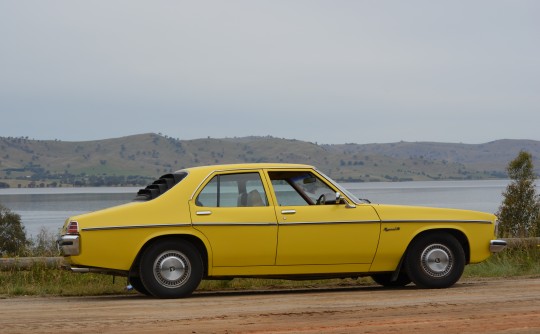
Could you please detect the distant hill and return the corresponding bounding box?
[1,134,539,187]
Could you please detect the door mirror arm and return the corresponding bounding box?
[336,192,356,209]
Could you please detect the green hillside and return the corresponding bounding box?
[1,134,539,188]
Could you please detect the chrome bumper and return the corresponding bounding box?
[490,239,507,253]
[57,234,80,256]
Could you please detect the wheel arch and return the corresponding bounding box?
[406,228,470,264]
[129,234,209,278]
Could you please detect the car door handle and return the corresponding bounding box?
[196,211,212,216]
[281,210,296,215]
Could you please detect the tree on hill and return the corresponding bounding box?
[0,204,29,256]
[496,151,540,237]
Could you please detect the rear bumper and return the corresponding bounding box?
[490,239,507,253]
[57,235,80,256]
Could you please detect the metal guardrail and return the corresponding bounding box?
[0,238,538,271]
[503,237,540,248]
[0,257,65,271]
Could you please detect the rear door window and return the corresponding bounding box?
[196,172,268,207]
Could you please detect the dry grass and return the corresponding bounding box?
[1,243,538,298]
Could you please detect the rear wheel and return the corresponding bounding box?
[371,272,411,287]
[128,274,151,296]
[139,239,203,298]
[405,233,465,289]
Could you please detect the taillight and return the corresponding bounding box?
[66,221,79,234]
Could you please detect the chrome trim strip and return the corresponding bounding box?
[193,222,277,227]
[82,219,492,231]
[280,219,493,226]
[280,220,380,226]
[381,219,493,224]
[69,266,127,275]
[82,223,192,231]
[189,165,314,201]
[190,172,213,200]
[189,167,279,201]
[71,267,102,273]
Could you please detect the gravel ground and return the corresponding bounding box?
[1,277,539,334]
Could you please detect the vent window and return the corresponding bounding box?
[135,172,187,201]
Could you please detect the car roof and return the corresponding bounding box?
[177,163,314,174]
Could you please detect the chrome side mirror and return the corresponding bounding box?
[336,192,356,208]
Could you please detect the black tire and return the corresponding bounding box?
[128,274,152,296]
[405,233,465,289]
[139,239,203,298]
[371,271,411,287]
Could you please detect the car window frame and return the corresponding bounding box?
[193,170,271,208]
[266,169,342,206]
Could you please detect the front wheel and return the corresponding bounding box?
[139,239,203,298]
[405,233,465,289]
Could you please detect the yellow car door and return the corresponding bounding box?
[190,171,278,267]
[267,170,381,265]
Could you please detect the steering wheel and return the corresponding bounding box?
[316,194,326,205]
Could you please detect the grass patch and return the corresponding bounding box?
[0,264,128,297]
[464,243,540,278]
[1,243,538,298]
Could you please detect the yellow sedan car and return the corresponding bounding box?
[58,163,507,298]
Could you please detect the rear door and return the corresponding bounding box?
[189,171,278,267]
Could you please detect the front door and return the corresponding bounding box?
[268,170,381,265]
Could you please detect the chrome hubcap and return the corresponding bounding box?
[153,251,190,288]
[421,244,453,278]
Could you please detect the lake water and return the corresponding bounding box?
[0,180,530,238]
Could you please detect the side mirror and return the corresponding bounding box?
[336,192,356,208]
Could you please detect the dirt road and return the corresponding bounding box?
[1,277,539,334]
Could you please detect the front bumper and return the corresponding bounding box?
[489,239,507,253]
[57,234,80,256]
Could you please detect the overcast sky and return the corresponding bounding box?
[1,1,539,145]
